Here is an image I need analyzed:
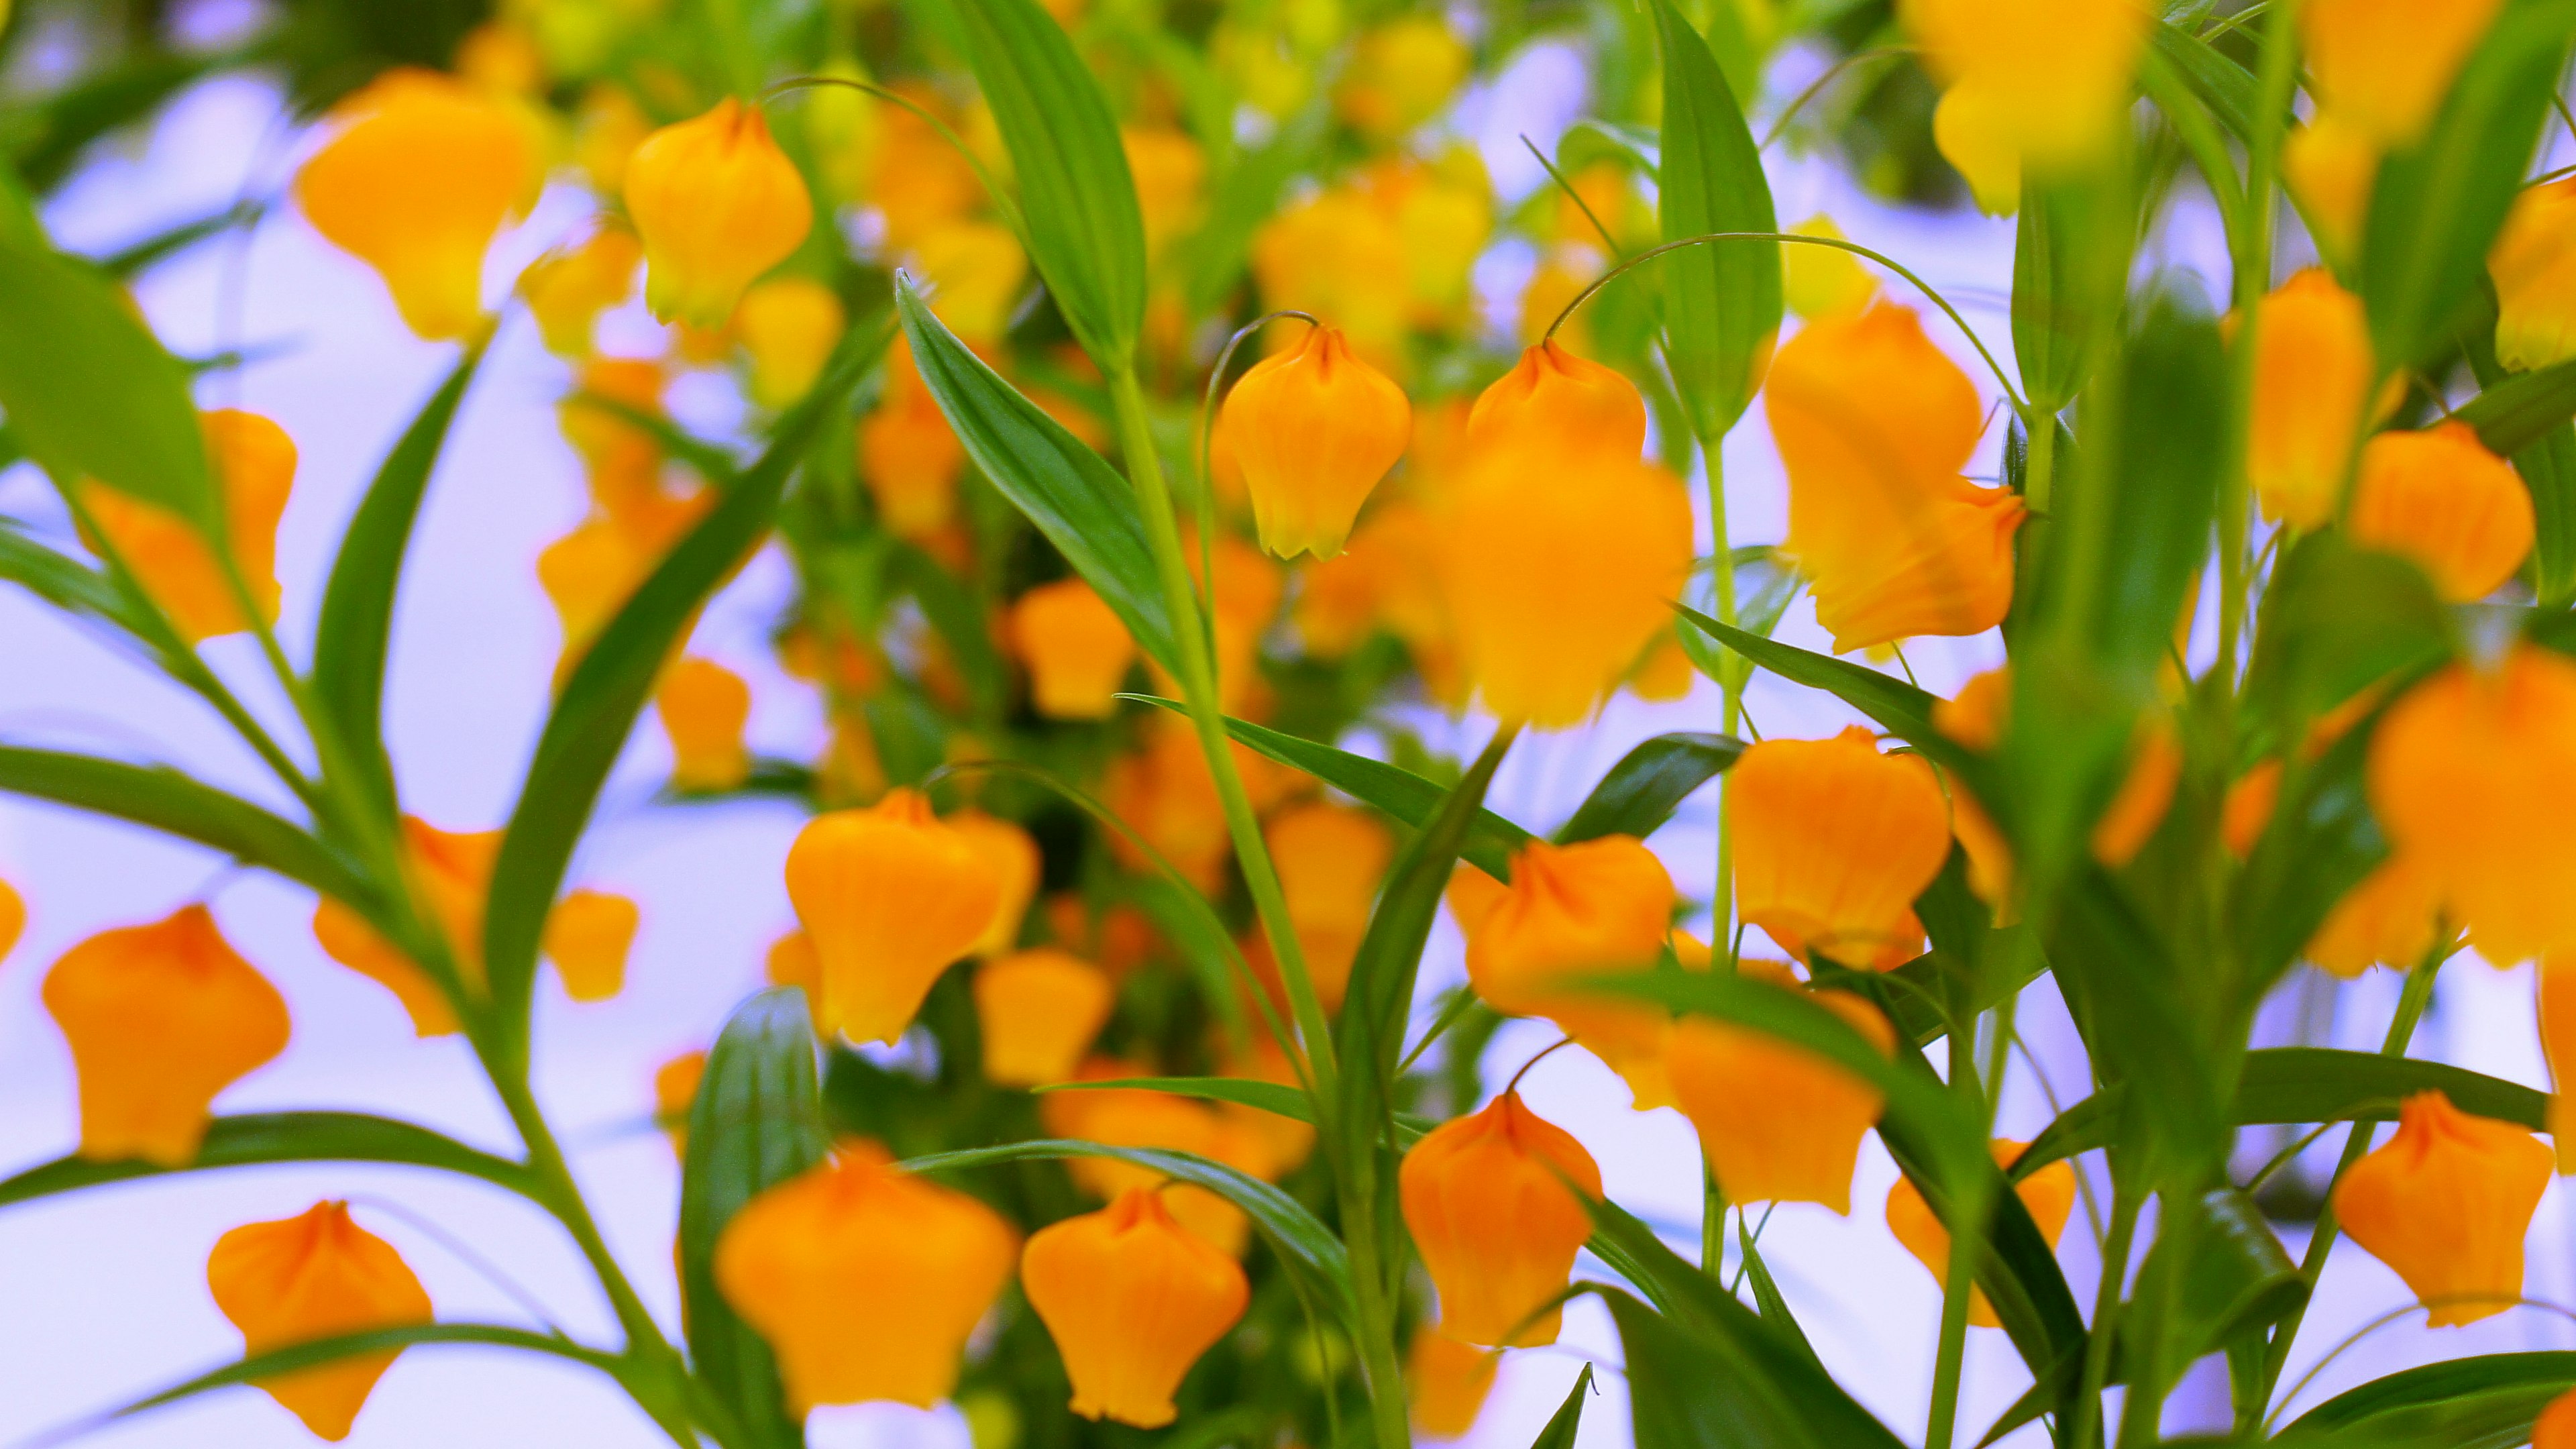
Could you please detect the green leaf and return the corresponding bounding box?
[678,988,830,1449]
[0,1112,537,1210]
[948,0,1148,368]
[2048,866,2228,1185]
[309,344,486,816]
[2459,357,2576,459]
[2130,1189,2306,1395]
[0,517,150,632]
[1650,0,1780,441]
[91,199,264,279]
[1675,547,1801,690]
[2243,533,2451,744]
[1737,1213,1823,1375]
[2012,180,2111,412]
[1673,606,1976,773]
[2145,19,2273,145]
[2277,1352,2576,1447]
[1039,1075,1313,1124]
[1182,105,1329,315]
[2227,716,2389,996]
[0,746,370,905]
[2463,288,2576,606]
[1529,1364,1596,1449]
[1556,731,1743,845]
[898,281,1177,672]
[6,48,219,193]
[886,543,1008,719]
[1594,1277,1910,1449]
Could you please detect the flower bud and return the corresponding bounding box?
[975,949,1116,1086]
[2493,178,2576,372]
[657,656,753,792]
[523,226,641,358]
[42,904,289,1166]
[2248,270,2379,528]
[625,97,814,327]
[951,808,1042,957]
[786,789,1006,1043]
[1730,727,1949,969]
[715,1143,1018,1410]
[207,1201,434,1440]
[2349,422,2534,602]
[1901,0,2148,214]
[2335,1090,2549,1326]
[1665,961,1895,1212]
[1407,1328,1498,1439]
[1221,325,1411,560]
[736,275,846,408]
[1886,1140,2077,1325]
[1462,836,1676,1089]
[2300,0,2503,150]
[1021,1188,1250,1427]
[294,69,536,339]
[541,888,637,1002]
[1398,1091,1601,1347]
[81,410,296,646]
[1008,578,1138,719]
[1464,341,1648,462]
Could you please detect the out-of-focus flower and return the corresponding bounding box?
[803,58,883,203]
[311,819,501,1036]
[81,410,296,646]
[1407,1328,1497,1439]
[951,809,1042,957]
[2335,1090,2548,1326]
[2090,716,2182,868]
[1730,727,1949,969]
[524,226,641,357]
[1900,0,2149,213]
[715,1143,1018,1409]
[1124,127,1207,260]
[859,382,968,541]
[1785,215,1877,320]
[2493,178,2576,372]
[2221,759,2284,858]
[912,220,1028,344]
[1008,578,1136,719]
[561,355,665,513]
[2367,645,2576,966]
[574,83,651,197]
[1293,550,1378,657]
[1020,1187,1249,1427]
[1221,325,1411,560]
[2301,0,2502,150]
[2349,423,2534,602]
[1106,717,1233,893]
[2540,954,2576,1173]
[766,929,820,994]
[974,949,1116,1086]
[867,86,987,247]
[1252,189,1411,361]
[1269,802,1393,932]
[735,276,846,409]
[1043,1069,1256,1254]
[1464,341,1647,462]
[2536,1386,2576,1449]
[1399,1091,1601,1347]
[1886,1140,2078,1325]
[42,904,288,1167]
[657,656,753,792]
[1665,960,1895,1212]
[625,97,814,327]
[1461,835,1675,1089]
[1766,305,2022,651]
[541,889,637,1002]
[1336,15,1468,140]
[2306,854,2445,977]
[295,69,537,339]
[207,1201,433,1440]
[2248,269,2379,529]
[785,789,1004,1043]
[0,875,22,962]
[655,1050,704,1159]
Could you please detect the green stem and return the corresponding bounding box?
[1927,1225,1976,1449]
[1702,1170,1730,1280]
[1341,1198,1415,1449]
[2024,407,2057,519]
[2072,1185,2145,1449]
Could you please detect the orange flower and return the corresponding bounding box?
[1268,801,1393,930]
[2492,178,2576,372]
[2540,954,2576,1173]
[311,818,502,1035]
[766,929,820,993]
[81,410,296,645]
[2284,114,2383,263]
[1293,551,1378,657]
[910,220,1028,344]
[207,1201,434,1440]
[2248,269,2378,529]
[735,275,847,408]
[1934,666,2010,751]
[541,889,637,1002]
[2366,645,2576,966]
[561,356,665,512]
[294,69,535,339]
[42,905,289,1167]
[1020,1187,1250,1427]
[656,656,753,791]
[1407,1328,1498,1438]
[2537,1387,2576,1449]
[1730,727,1949,969]
[655,1050,704,1159]
[0,874,23,962]
[2304,853,2445,977]
[2301,0,2503,149]
[1886,1140,2078,1326]
[2349,423,2534,602]
[1124,126,1208,260]
[1900,0,2149,213]
[714,1143,1018,1410]
[2334,1090,2549,1326]
[1105,717,1233,893]
[1221,325,1411,559]
[1664,961,1895,1212]
[1399,1091,1601,1346]
[859,385,966,539]
[625,97,814,327]
[786,789,1005,1043]
[1462,837,1676,1087]
[2090,716,2182,868]
[1766,305,2023,651]
[974,949,1116,1086]
[1463,341,1648,462]
[2221,759,2284,858]
[951,808,1042,957]
[1008,578,1136,720]
[1334,15,1470,141]
[1044,1071,1255,1254]
[523,226,641,358]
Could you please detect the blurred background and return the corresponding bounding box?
[3,1,2575,1446]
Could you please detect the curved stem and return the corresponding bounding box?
[1195,311,1318,649]
[761,77,1030,254]
[1760,47,1916,150]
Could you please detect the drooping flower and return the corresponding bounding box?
[735,276,847,409]
[625,97,814,327]
[2348,423,2535,602]
[207,1201,434,1440]
[82,410,297,646]
[1020,1187,1250,1427]
[309,818,502,1035]
[1664,961,1896,1212]
[2334,1090,2550,1326]
[1044,1070,1256,1254]
[1220,325,1411,560]
[1462,835,1676,1089]
[1730,727,1950,969]
[1268,801,1394,931]
[1399,1091,1601,1347]
[715,1143,1018,1410]
[950,808,1042,957]
[2247,268,2379,530]
[541,889,637,1002]
[2538,954,2576,1173]
[974,949,1117,1087]
[656,656,753,792]
[1886,1140,2078,1326]
[2304,853,2445,978]
[785,789,1004,1043]
[42,904,289,1167]
[1008,578,1136,720]
[1463,341,1648,462]
[2492,178,2576,373]
[1899,0,2150,213]
[1407,1328,1498,1439]
[1104,716,1234,893]
[524,226,641,358]
[2300,0,2504,150]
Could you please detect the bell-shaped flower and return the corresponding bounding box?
[2367,645,2576,966]
[1786,214,1876,320]
[2305,853,2444,978]
[42,904,289,1166]
[1008,577,1137,720]
[1462,836,1675,1085]
[1399,1090,1601,1346]
[715,1143,1018,1409]
[207,1201,434,1440]
[523,226,641,358]
[910,219,1028,344]
[1267,801,1393,931]
[1408,1328,1498,1439]
[541,888,637,1002]
[1463,341,1648,462]
[1730,727,1949,969]
[785,789,1004,1043]
[859,384,967,541]
[1664,961,1896,1212]
[951,808,1042,957]
[975,949,1116,1086]
[2349,423,2535,602]
[1222,325,1412,559]
[2538,1387,2576,1449]
[82,410,296,646]
[735,275,845,408]
[1901,0,2149,214]
[2301,0,2503,150]
[1021,1187,1250,1427]
[2249,269,2379,529]
[1766,305,2023,651]
[1886,1140,2078,1326]
[1105,717,1234,893]
[2284,113,2383,263]
[656,655,753,792]
[625,97,814,327]
[2334,1090,2549,1326]
[1042,1070,1254,1253]
[294,69,535,339]
[2493,178,2576,372]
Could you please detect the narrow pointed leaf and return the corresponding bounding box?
[2277,1351,2576,1446]
[0,747,368,904]
[1650,0,1780,441]
[0,1112,537,1209]
[1555,731,1743,844]
[1529,1364,1596,1449]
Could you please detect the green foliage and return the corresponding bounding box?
[0,1112,539,1208]
[1650,0,1782,442]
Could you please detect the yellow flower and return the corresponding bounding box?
[2349,422,2535,602]
[574,84,651,197]
[541,888,637,1002]
[42,904,288,1167]
[625,97,814,327]
[2282,113,2384,264]
[1268,801,1394,931]
[1407,1328,1498,1439]
[1006,578,1137,720]
[657,656,753,792]
[911,220,1028,345]
[1335,15,1469,141]
[1766,305,2023,651]
[1398,1091,1601,1347]
[1464,341,1647,462]
[2301,0,2504,150]
[766,928,820,993]
[1886,1140,2077,1326]
[735,276,845,409]
[974,949,1116,1086]
[523,225,641,358]
[561,355,665,511]
[2492,178,2576,372]
[1462,836,1676,1089]
[1665,960,1895,1212]
[951,809,1042,957]
[1220,325,1411,560]
[294,68,536,339]
[1105,717,1234,893]
[207,1201,434,1440]
[655,1050,704,1159]
[81,409,296,646]
[2305,853,2444,978]
[1784,214,1876,320]
[1123,126,1208,260]
[1730,727,1950,969]
[1043,1070,1256,1254]
[1900,0,2149,213]
[715,1143,1019,1410]
[1252,188,1411,361]
[1020,1187,1250,1428]
[786,790,1003,1043]
[859,347,967,540]
[868,86,987,249]
[1293,550,1378,657]
[2248,269,2379,529]
[2334,1090,2549,1326]
[2367,645,2576,966]
[0,873,23,963]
